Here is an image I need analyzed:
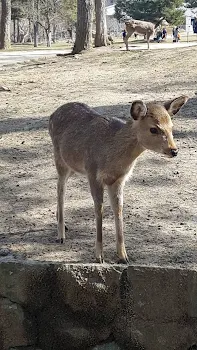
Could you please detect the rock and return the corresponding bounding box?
[125,265,197,321]
[0,85,11,92]
[0,261,52,310]
[91,342,121,350]
[0,262,197,350]
[0,248,11,257]
[10,348,42,350]
[38,306,111,350]
[54,264,124,325]
[114,317,197,350]
[113,266,197,350]
[0,298,36,350]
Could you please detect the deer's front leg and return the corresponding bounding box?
[124,30,134,51]
[89,177,104,263]
[107,180,129,264]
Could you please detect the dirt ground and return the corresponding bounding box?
[0,45,197,268]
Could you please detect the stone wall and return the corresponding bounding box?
[0,260,197,350]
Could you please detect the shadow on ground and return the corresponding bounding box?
[0,115,49,135]
[0,98,196,266]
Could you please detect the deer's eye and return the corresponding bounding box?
[150,127,158,134]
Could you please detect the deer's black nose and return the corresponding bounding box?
[171,149,178,157]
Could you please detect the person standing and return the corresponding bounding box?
[173,27,179,42]
[162,27,167,40]
[122,29,127,41]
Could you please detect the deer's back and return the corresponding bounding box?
[49,102,125,175]
[126,20,154,33]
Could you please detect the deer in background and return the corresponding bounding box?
[49,96,188,264]
[124,17,164,50]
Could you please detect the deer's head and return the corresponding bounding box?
[130,96,188,158]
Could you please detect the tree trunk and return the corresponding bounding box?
[29,18,33,43]
[33,0,39,47]
[13,18,17,43]
[68,27,74,41]
[72,0,94,54]
[53,24,56,43]
[0,0,11,49]
[20,32,25,44]
[46,29,52,47]
[34,22,39,47]
[17,19,20,43]
[95,0,107,47]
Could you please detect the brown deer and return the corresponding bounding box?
[124,18,164,50]
[49,96,188,264]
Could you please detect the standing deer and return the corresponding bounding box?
[49,96,188,264]
[124,18,164,50]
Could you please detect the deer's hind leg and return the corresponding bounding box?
[55,158,73,244]
[147,32,151,49]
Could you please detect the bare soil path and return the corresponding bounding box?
[0,49,70,67]
[0,46,197,268]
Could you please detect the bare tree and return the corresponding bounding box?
[0,0,11,49]
[32,0,39,47]
[95,0,107,47]
[72,0,94,54]
[61,0,77,42]
[11,0,30,43]
[30,0,59,47]
[38,0,52,47]
[35,0,64,47]
[11,0,40,46]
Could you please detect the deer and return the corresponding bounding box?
[49,95,188,264]
[124,18,164,50]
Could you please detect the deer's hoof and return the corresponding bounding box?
[56,238,66,244]
[118,257,129,265]
[96,256,104,264]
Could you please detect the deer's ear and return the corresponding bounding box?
[130,100,147,120]
[164,95,189,116]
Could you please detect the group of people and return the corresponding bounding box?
[156,27,181,43]
[155,27,167,42]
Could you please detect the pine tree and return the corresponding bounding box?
[115,0,185,26]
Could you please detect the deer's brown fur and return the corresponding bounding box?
[124,18,163,50]
[49,96,188,263]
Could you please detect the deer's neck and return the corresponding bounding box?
[98,121,145,186]
[114,120,145,162]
